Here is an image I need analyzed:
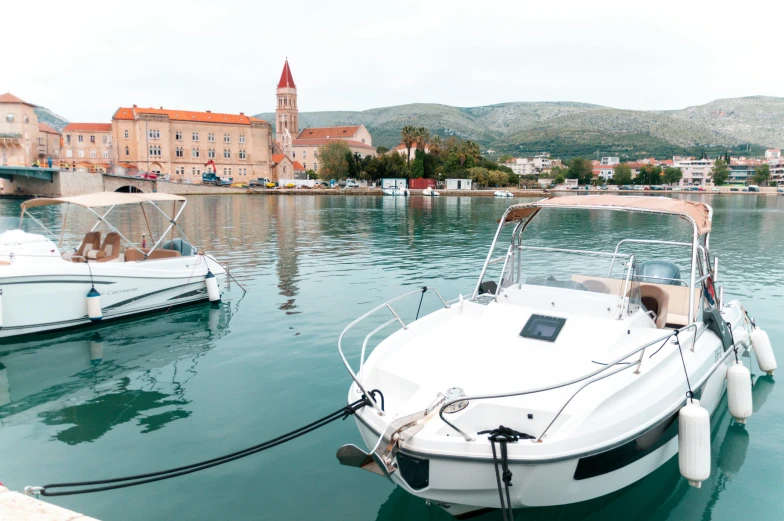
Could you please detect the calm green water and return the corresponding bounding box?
[0,194,782,521]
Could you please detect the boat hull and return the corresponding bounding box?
[0,256,226,339]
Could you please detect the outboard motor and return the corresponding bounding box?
[161,238,196,256]
[637,260,680,285]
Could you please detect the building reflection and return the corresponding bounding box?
[0,302,235,444]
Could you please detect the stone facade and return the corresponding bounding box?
[0,93,45,167]
[112,105,273,183]
[62,123,112,172]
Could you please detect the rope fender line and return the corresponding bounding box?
[25,392,382,497]
[477,426,534,521]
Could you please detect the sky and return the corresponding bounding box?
[4,0,783,122]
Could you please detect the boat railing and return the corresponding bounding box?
[338,286,451,415]
[438,322,700,442]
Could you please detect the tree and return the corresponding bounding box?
[487,169,509,187]
[428,135,443,157]
[468,167,490,187]
[613,164,633,185]
[376,146,389,155]
[364,152,409,181]
[498,154,514,163]
[400,125,417,166]
[507,173,520,187]
[711,159,729,185]
[753,164,771,186]
[662,167,683,186]
[412,149,425,178]
[553,174,565,185]
[636,164,662,185]
[305,169,317,180]
[415,127,430,152]
[567,158,593,184]
[316,141,351,180]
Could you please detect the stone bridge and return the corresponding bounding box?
[0,169,247,197]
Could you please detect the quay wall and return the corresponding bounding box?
[0,485,101,521]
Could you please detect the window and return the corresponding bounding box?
[90,135,95,143]
[125,146,129,156]
[208,133,214,142]
[148,129,160,139]
[5,114,13,122]
[192,167,197,176]
[176,131,183,141]
[176,146,183,158]
[303,151,306,159]
[239,135,245,144]
[90,151,96,158]
[223,134,230,143]
[292,151,296,158]
[228,168,231,175]
[302,163,307,170]
[239,150,246,160]
[223,149,231,159]
[192,148,200,158]
[103,151,109,159]
[78,150,84,158]
[208,148,215,159]
[124,130,129,139]
[102,135,108,144]
[66,135,71,145]
[314,162,317,171]
[66,150,73,158]
[78,135,84,143]
[192,132,199,141]
[23,114,29,123]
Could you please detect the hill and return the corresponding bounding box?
[34,106,69,132]
[255,96,783,160]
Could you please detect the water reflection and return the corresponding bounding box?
[0,302,235,443]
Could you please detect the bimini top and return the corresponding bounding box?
[21,192,186,210]
[503,195,712,235]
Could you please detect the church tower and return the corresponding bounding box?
[275,59,298,151]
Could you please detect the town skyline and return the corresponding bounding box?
[4,0,784,123]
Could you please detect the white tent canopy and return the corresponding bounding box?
[21,192,186,210]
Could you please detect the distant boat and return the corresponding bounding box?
[422,187,440,197]
[494,190,514,197]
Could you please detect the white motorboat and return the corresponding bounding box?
[337,195,775,517]
[383,187,409,196]
[0,192,227,339]
[494,190,514,197]
[422,187,440,197]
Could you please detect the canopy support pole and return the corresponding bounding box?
[59,204,70,248]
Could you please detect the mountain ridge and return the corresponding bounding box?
[255,96,783,159]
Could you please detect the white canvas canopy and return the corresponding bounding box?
[21,192,186,210]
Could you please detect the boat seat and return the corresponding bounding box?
[640,285,670,329]
[526,276,587,291]
[63,231,101,262]
[125,248,181,261]
[86,232,121,262]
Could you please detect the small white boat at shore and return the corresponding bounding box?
[337,195,775,517]
[422,187,440,197]
[494,190,514,197]
[0,192,227,339]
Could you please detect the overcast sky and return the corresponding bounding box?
[4,0,782,122]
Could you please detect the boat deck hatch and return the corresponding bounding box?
[520,315,566,342]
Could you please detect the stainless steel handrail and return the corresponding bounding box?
[338,287,451,415]
[438,322,699,441]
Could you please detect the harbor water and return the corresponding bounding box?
[0,194,782,521]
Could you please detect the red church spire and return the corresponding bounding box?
[277,59,296,89]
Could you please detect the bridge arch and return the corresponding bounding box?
[115,185,144,193]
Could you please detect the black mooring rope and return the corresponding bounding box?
[415,286,427,321]
[726,321,739,363]
[674,331,695,402]
[477,426,534,521]
[29,392,380,497]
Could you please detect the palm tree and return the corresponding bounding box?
[429,135,442,157]
[400,126,417,166]
[415,127,430,153]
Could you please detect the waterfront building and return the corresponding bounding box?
[112,105,273,182]
[729,163,754,183]
[271,153,305,181]
[445,178,473,190]
[503,155,552,176]
[273,60,375,172]
[600,156,620,165]
[672,157,714,186]
[0,93,47,167]
[37,123,61,164]
[62,123,112,172]
[390,142,429,161]
[765,148,780,159]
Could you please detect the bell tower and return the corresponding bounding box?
[276,58,298,149]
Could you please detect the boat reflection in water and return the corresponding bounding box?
[374,378,773,521]
[0,301,236,444]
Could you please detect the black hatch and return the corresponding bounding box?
[520,314,566,342]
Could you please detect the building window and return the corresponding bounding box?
[23,114,29,123]
[292,151,296,158]
[314,162,317,171]
[78,150,84,158]
[78,135,84,143]
[192,167,197,176]
[191,132,198,141]
[228,168,231,175]
[208,148,215,159]
[303,151,306,159]
[239,150,246,160]
[90,151,96,158]
[223,134,230,143]
[125,146,129,156]
[102,135,108,144]
[90,135,95,143]
[176,146,183,158]
[6,114,13,122]
[224,149,231,159]
[174,131,182,141]
[208,133,214,142]
[302,163,307,170]
[192,148,200,158]
[66,150,73,158]
[148,129,160,139]
[66,135,71,145]
[124,130,129,139]
[239,135,245,144]
[103,151,109,159]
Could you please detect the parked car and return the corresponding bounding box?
[777,188,784,194]
[598,185,609,190]
[345,179,359,188]
[711,187,721,192]
[748,185,760,192]
[620,185,632,190]
[609,186,619,191]
[730,187,739,192]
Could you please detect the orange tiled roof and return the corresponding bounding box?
[292,138,375,151]
[292,161,304,170]
[297,126,361,139]
[64,122,112,132]
[38,123,60,134]
[278,59,296,89]
[271,154,288,164]
[0,92,32,105]
[113,106,259,125]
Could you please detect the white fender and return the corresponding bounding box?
[205,270,221,303]
[0,288,4,329]
[86,287,102,321]
[750,329,776,375]
[726,362,752,423]
[679,399,711,488]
